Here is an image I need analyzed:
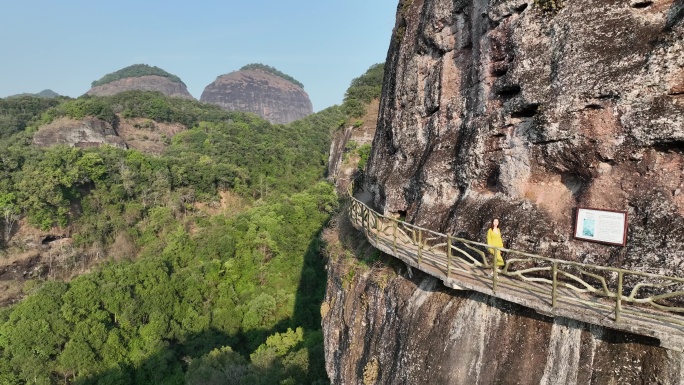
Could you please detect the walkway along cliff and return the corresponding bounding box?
[346,192,684,350]
[322,196,684,384]
[322,0,684,383]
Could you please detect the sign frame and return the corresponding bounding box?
[574,207,628,246]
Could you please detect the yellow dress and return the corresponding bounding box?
[486,228,505,267]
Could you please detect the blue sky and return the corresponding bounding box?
[0,1,397,111]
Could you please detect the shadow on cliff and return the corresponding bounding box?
[72,227,331,384]
[665,0,684,31]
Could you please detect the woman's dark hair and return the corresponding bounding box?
[489,218,500,230]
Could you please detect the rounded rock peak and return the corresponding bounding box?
[86,64,195,100]
[200,69,313,124]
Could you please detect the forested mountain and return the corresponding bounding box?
[87,65,194,100]
[91,64,185,87]
[0,63,383,384]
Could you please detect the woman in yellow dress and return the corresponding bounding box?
[486,218,505,268]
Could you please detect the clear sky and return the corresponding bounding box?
[0,1,397,112]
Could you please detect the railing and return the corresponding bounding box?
[348,194,684,329]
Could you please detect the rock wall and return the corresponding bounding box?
[324,0,684,383]
[328,100,380,194]
[33,117,127,149]
[86,75,195,99]
[200,70,313,124]
[364,0,684,274]
[323,255,684,384]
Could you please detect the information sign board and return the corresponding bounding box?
[574,207,628,246]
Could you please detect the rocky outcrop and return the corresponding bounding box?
[200,69,313,124]
[87,75,195,99]
[328,100,380,193]
[33,117,126,149]
[32,116,187,154]
[364,0,684,274]
[115,117,186,154]
[323,252,684,385]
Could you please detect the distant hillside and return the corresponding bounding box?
[91,64,185,87]
[7,89,61,99]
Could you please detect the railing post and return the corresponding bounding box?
[551,261,558,308]
[447,236,452,278]
[375,214,381,243]
[615,271,623,323]
[361,205,366,234]
[392,220,397,256]
[417,229,422,268]
[492,252,498,294]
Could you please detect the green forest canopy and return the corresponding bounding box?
[240,64,305,89]
[0,62,384,384]
[91,64,186,88]
[341,63,385,118]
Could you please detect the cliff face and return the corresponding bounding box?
[322,0,684,383]
[328,100,380,194]
[33,117,127,149]
[33,116,185,154]
[364,0,684,274]
[200,69,313,124]
[323,255,684,385]
[86,75,195,99]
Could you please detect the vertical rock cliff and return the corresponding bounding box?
[323,0,684,383]
[328,101,380,194]
[364,0,684,273]
[323,253,684,384]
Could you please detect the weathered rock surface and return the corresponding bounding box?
[200,69,313,124]
[32,116,188,154]
[328,100,380,193]
[364,0,684,274]
[33,117,127,149]
[325,0,684,383]
[115,117,186,154]
[323,254,684,384]
[86,75,195,99]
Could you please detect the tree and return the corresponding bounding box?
[185,346,250,385]
[0,192,19,242]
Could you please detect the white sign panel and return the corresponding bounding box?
[574,207,627,246]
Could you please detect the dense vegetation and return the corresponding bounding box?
[0,96,65,139]
[91,64,185,88]
[240,64,305,89]
[0,62,382,384]
[341,63,384,118]
[0,98,344,385]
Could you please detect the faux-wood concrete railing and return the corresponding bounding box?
[348,194,684,349]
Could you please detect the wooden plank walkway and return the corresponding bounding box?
[349,194,684,351]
